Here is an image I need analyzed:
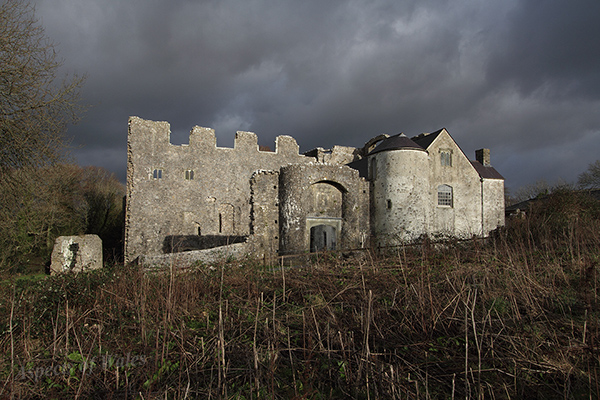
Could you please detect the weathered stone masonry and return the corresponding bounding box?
[125,117,504,265]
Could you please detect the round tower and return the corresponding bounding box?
[369,133,429,246]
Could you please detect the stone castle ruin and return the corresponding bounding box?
[125,117,504,265]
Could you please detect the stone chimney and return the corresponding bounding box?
[475,148,490,166]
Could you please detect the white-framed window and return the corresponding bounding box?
[441,150,452,167]
[438,184,453,207]
[152,168,163,179]
[185,170,194,180]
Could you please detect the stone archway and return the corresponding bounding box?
[278,164,369,255]
[306,181,343,252]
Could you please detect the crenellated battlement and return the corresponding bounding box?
[129,116,302,157]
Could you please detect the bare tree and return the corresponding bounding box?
[577,160,600,189]
[0,0,84,172]
[510,179,551,204]
[0,1,85,270]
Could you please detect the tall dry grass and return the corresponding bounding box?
[1,189,599,399]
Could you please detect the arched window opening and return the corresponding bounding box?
[438,184,453,207]
[308,181,343,218]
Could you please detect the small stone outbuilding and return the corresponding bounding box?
[50,235,103,274]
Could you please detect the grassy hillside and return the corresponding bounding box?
[1,190,599,399]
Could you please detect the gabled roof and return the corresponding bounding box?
[470,160,504,180]
[411,128,445,149]
[368,133,426,155]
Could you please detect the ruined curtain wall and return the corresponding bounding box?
[125,117,310,263]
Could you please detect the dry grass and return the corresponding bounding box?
[1,190,599,399]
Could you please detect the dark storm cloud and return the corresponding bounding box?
[32,0,600,191]
[486,0,600,100]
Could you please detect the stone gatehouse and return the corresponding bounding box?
[125,117,504,264]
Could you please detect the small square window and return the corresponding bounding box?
[441,151,452,167]
[152,169,163,179]
[185,170,194,180]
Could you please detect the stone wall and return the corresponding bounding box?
[371,148,429,245]
[279,163,370,254]
[248,170,280,263]
[125,117,311,263]
[482,178,505,234]
[425,130,484,238]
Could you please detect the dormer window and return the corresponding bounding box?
[185,170,194,180]
[441,150,452,167]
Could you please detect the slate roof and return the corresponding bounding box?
[411,128,444,149]
[347,157,368,178]
[470,160,504,180]
[353,127,505,181]
[368,133,426,155]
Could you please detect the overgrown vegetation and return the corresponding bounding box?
[0,0,93,272]
[0,164,125,272]
[578,160,600,189]
[1,190,599,399]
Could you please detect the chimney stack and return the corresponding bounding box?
[476,148,490,166]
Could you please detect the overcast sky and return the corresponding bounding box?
[32,0,600,192]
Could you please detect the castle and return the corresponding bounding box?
[124,117,504,265]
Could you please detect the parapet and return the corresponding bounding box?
[190,125,216,148]
[275,135,300,156]
[235,131,258,150]
[128,116,303,157]
[128,116,171,147]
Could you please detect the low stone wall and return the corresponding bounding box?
[162,235,248,253]
[139,242,250,269]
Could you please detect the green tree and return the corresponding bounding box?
[577,160,600,189]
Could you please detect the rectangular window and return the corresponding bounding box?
[152,168,163,179]
[185,170,194,180]
[441,151,452,167]
[438,184,453,207]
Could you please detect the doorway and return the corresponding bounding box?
[310,224,337,252]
